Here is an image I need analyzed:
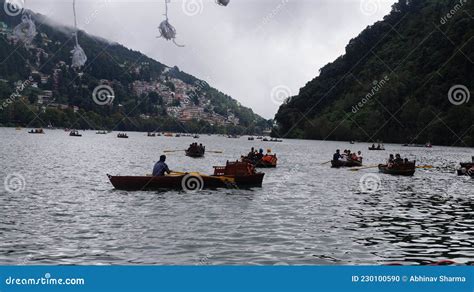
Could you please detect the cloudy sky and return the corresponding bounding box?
[23,0,396,118]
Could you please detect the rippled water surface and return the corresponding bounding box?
[0,128,473,265]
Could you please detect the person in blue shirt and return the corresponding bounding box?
[153,155,171,176]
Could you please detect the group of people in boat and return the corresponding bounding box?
[333,149,363,162]
[387,154,412,166]
[188,142,205,152]
[117,133,128,138]
[246,147,276,161]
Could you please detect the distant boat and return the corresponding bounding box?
[147,132,156,137]
[117,133,128,139]
[248,136,254,141]
[269,138,283,142]
[15,127,22,131]
[350,141,355,144]
[69,130,82,137]
[227,135,239,138]
[402,143,432,148]
[256,136,263,140]
[193,135,200,139]
[369,144,385,150]
[175,134,181,137]
[164,133,173,137]
[28,128,45,134]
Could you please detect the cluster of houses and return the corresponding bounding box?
[132,77,240,126]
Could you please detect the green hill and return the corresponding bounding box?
[274,0,473,146]
[0,1,269,133]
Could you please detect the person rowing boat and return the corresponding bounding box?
[153,155,171,176]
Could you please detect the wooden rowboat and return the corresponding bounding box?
[108,161,264,191]
[331,159,362,168]
[378,162,416,176]
[107,173,264,191]
[185,149,205,158]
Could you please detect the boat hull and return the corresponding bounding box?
[331,160,362,168]
[378,164,415,176]
[368,147,385,151]
[185,150,205,158]
[107,173,265,191]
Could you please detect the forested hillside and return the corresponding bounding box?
[274,0,473,146]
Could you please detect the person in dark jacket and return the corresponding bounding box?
[333,149,343,161]
[153,155,171,176]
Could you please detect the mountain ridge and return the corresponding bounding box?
[273,0,473,146]
[0,1,269,133]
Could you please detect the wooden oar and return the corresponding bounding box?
[320,161,332,165]
[416,165,433,169]
[170,171,235,184]
[207,150,223,154]
[163,149,185,153]
[350,165,379,171]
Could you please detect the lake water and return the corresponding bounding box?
[0,128,473,265]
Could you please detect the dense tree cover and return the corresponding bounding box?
[274,0,474,146]
[0,2,269,134]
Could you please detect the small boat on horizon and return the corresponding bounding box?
[69,130,82,137]
[28,128,45,134]
[117,133,129,139]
